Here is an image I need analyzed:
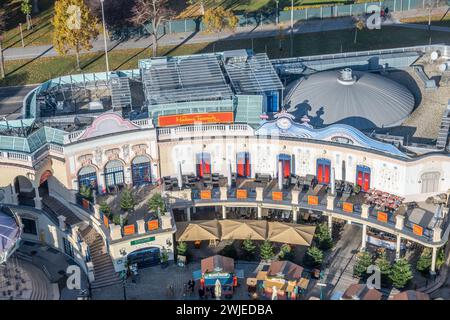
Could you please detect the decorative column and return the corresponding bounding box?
[327,214,333,236]
[33,185,42,210]
[257,206,262,220]
[395,235,402,260]
[361,224,367,251]
[292,207,298,223]
[430,247,437,275]
[330,167,336,195]
[227,161,232,188]
[395,215,405,230]
[278,160,283,190]
[291,190,299,206]
[10,185,19,205]
[361,204,370,219]
[256,187,263,201]
[186,207,191,222]
[220,186,228,201]
[222,206,227,220]
[327,195,335,211]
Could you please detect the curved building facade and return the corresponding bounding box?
[0,49,449,275]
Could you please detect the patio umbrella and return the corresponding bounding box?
[215,279,222,300]
[177,162,183,189]
[271,286,278,300]
[227,161,232,187]
[219,220,267,241]
[267,222,316,246]
[176,220,220,241]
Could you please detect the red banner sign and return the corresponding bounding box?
[413,224,423,236]
[123,224,135,235]
[308,195,318,205]
[343,202,353,213]
[272,191,283,201]
[201,190,212,200]
[377,211,388,223]
[147,220,159,231]
[158,112,234,127]
[237,189,247,199]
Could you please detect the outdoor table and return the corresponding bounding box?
[247,278,258,287]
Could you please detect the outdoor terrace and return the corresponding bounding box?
[163,173,450,246]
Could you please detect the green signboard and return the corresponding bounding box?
[130,236,155,246]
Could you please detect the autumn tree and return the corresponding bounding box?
[52,0,99,70]
[21,0,33,30]
[203,6,238,37]
[353,18,365,44]
[0,7,5,79]
[130,0,174,57]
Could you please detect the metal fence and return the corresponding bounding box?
[110,0,443,40]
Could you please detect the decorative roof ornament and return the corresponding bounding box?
[274,108,295,120]
[300,115,313,129]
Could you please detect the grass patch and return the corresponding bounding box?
[2,0,55,48]
[1,25,449,87]
[400,14,450,28]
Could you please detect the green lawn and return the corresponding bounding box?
[2,0,55,48]
[1,26,449,87]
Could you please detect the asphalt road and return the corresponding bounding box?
[0,85,37,119]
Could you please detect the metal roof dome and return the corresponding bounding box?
[285,69,415,130]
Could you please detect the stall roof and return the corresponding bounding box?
[267,261,304,282]
[391,290,430,300]
[267,222,316,246]
[201,255,235,274]
[342,284,382,300]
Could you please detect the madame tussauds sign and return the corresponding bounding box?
[158,112,234,127]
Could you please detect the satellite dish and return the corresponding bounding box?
[430,51,439,61]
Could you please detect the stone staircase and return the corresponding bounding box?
[20,260,54,300]
[80,226,122,289]
[42,195,82,226]
[43,195,121,289]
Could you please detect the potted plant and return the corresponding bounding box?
[148,193,165,217]
[160,248,169,269]
[177,241,188,266]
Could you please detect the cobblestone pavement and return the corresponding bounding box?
[92,261,260,300]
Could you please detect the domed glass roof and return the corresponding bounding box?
[0,210,20,260]
[285,69,415,130]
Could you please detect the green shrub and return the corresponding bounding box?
[390,258,413,289]
[259,240,275,261]
[353,251,373,279]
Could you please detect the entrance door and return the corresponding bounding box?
[104,160,125,189]
[278,154,291,178]
[356,165,371,192]
[127,247,161,268]
[78,166,98,190]
[196,153,211,178]
[236,152,251,177]
[317,159,331,184]
[132,155,152,186]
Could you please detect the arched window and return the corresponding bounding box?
[277,154,292,178]
[421,172,440,194]
[132,155,152,186]
[196,153,211,177]
[236,152,251,178]
[317,158,331,184]
[104,160,124,188]
[356,165,371,192]
[78,166,98,190]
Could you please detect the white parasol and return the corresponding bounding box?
[271,286,278,300]
[215,279,222,300]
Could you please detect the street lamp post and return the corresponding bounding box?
[290,0,294,57]
[276,0,279,25]
[100,0,110,83]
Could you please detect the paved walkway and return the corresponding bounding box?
[3,6,449,62]
[91,261,260,300]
